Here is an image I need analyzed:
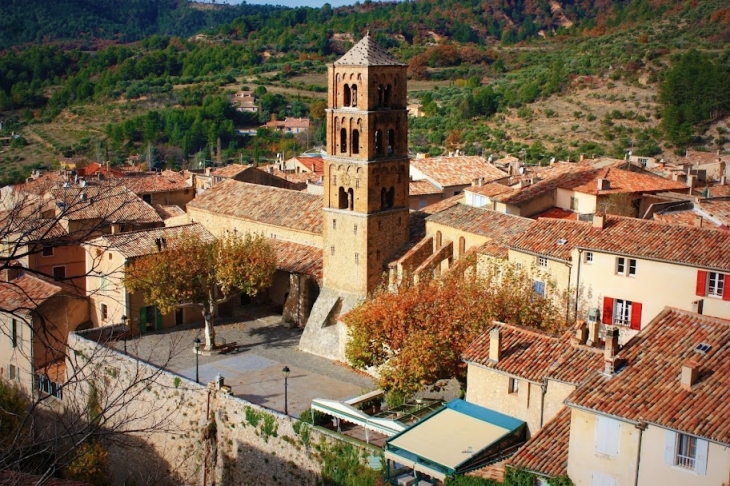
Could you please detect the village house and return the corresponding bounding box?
[116,170,194,209]
[508,214,730,343]
[0,269,88,399]
[409,179,443,210]
[231,90,257,113]
[262,115,310,134]
[409,155,507,199]
[83,223,214,333]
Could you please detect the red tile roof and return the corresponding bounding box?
[292,156,324,174]
[153,204,186,220]
[188,179,322,235]
[51,185,162,224]
[507,407,571,477]
[510,215,730,271]
[532,207,578,221]
[566,308,730,444]
[409,179,442,196]
[546,343,604,385]
[119,170,191,194]
[0,273,64,311]
[213,164,249,179]
[427,204,533,242]
[419,194,463,215]
[464,183,514,198]
[269,239,322,279]
[411,156,507,188]
[89,223,214,259]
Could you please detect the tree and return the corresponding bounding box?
[344,257,571,395]
[125,231,277,350]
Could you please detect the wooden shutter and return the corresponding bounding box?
[723,274,730,301]
[664,430,676,465]
[630,302,642,330]
[602,297,613,324]
[696,270,707,296]
[695,438,709,475]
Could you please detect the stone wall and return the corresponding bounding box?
[66,332,355,486]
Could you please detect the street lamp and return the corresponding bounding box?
[282,366,291,415]
[194,338,201,383]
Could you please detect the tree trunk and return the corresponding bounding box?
[204,291,216,350]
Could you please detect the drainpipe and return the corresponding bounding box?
[574,249,583,322]
[539,380,547,428]
[565,263,572,324]
[634,422,647,486]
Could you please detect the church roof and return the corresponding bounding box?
[334,33,406,67]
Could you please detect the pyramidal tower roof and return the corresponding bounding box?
[334,32,406,67]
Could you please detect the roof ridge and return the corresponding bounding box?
[493,321,560,341]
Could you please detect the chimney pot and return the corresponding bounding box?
[592,213,606,230]
[681,361,698,390]
[489,328,501,363]
[573,322,589,345]
[587,320,601,347]
[603,327,619,374]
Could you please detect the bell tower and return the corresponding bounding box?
[322,33,410,297]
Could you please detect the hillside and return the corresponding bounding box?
[0,0,729,184]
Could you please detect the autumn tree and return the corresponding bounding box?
[125,231,277,350]
[344,257,571,395]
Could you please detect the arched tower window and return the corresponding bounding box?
[387,187,395,209]
[380,188,387,210]
[351,85,357,107]
[375,130,383,156]
[378,85,384,107]
[352,129,359,154]
[338,187,348,209]
[384,84,391,107]
[388,129,395,155]
[459,237,466,258]
[436,231,442,250]
[348,188,354,210]
[340,128,347,153]
[343,84,351,107]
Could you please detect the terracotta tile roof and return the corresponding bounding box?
[653,209,719,229]
[511,215,730,271]
[292,156,324,174]
[427,204,533,242]
[463,323,565,383]
[477,240,510,259]
[1,212,68,242]
[507,407,571,477]
[212,164,249,179]
[13,172,68,197]
[419,194,463,215]
[51,185,162,224]
[89,223,214,259]
[411,156,507,188]
[566,308,730,444]
[188,179,322,235]
[464,183,513,198]
[684,149,730,166]
[153,204,186,220]
[0,273,64,311]
[76,162,101,177]
[706,184,730,198]
[269,239,322,279]
[546,343,605,385]
[119,170,190,194]
[696,198,730,226]
[334,33,406,66]
[532,207,578,221]
[409,179,442,196]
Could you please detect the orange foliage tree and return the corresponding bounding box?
[125,231,276,350]
[344,257,570,395]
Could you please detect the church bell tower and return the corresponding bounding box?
[322,33,410,297]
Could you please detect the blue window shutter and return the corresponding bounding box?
[533,280,545,296]
[695,439,708,475]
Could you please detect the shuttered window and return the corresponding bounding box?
[595,415,620,456]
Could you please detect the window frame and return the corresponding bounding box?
[42,246,54,257]
[708,272,725,297]
[616,257,626,275]
[585,251,594,264]
[614,299,632,326]
[52,265,66,280]
[101,303,108,321]
[537,256,549,268]
[628,259,637,277]
[508,377,519,394]
[675,433,697,470]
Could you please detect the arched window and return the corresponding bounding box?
[388,129,395,155]
[340,128,347,153]
[380,188,387,210]
[387,186,395,209]
[338,187,348,209]
[378,85,384,107]
[459,237,466,258]
[375,130,383,156]
[351,85,357,107]
[384,84,391,107]
[343,84,351,107]
[348,188,354,210]
[352,129,359,154]
[436,231,442,250]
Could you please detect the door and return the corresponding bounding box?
[139,307,147,335]
[155,307,163,331]
[175,308,183,326]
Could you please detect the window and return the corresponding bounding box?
[100,275,108,296]
[616,257,637,276]
[508,377,519,394]
[585,252,594,264]
[538,256,548,268]
[42,246,54,257]
[614,299,632,326]
[628,259,637,277]
[570,197,579,211]
[332,219,337,230]
[616,257,625,274]
[708,272,724,297]
[52,266,66,280]
[8,364,18,382]
[353,224,357,235]
[533,281,546,297]
[11,319,18,348]
[603,297,642,330]
[665,430,708,474]
[330,246,335,256]
[101,304,108,321]
[355,253,359,265]
[595,415,620,456]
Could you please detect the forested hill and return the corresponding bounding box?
[0,0,284,50]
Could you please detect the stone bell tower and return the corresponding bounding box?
[321,33,410,297]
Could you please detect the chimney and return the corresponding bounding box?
[721,175,727,186]
[489,328,501,362]
[3,265,22,282]
[692,299,704,315]
[687,174,696,188]
[80,192,86,201]
[110,223,121,235]
[694,216,703,227]
[572,322,588,345]
[603,327,619,374]
[597,178,611,191]
[681,360,698,391]
[592,213,606,230]
[587,320,601,347]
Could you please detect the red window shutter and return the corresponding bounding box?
[696,270,707,296]
[602,297,613,325]
[630,302,642,330]
[723,275,730,301]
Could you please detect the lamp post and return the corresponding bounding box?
[194,338,201,383]
[282,366,290,415]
